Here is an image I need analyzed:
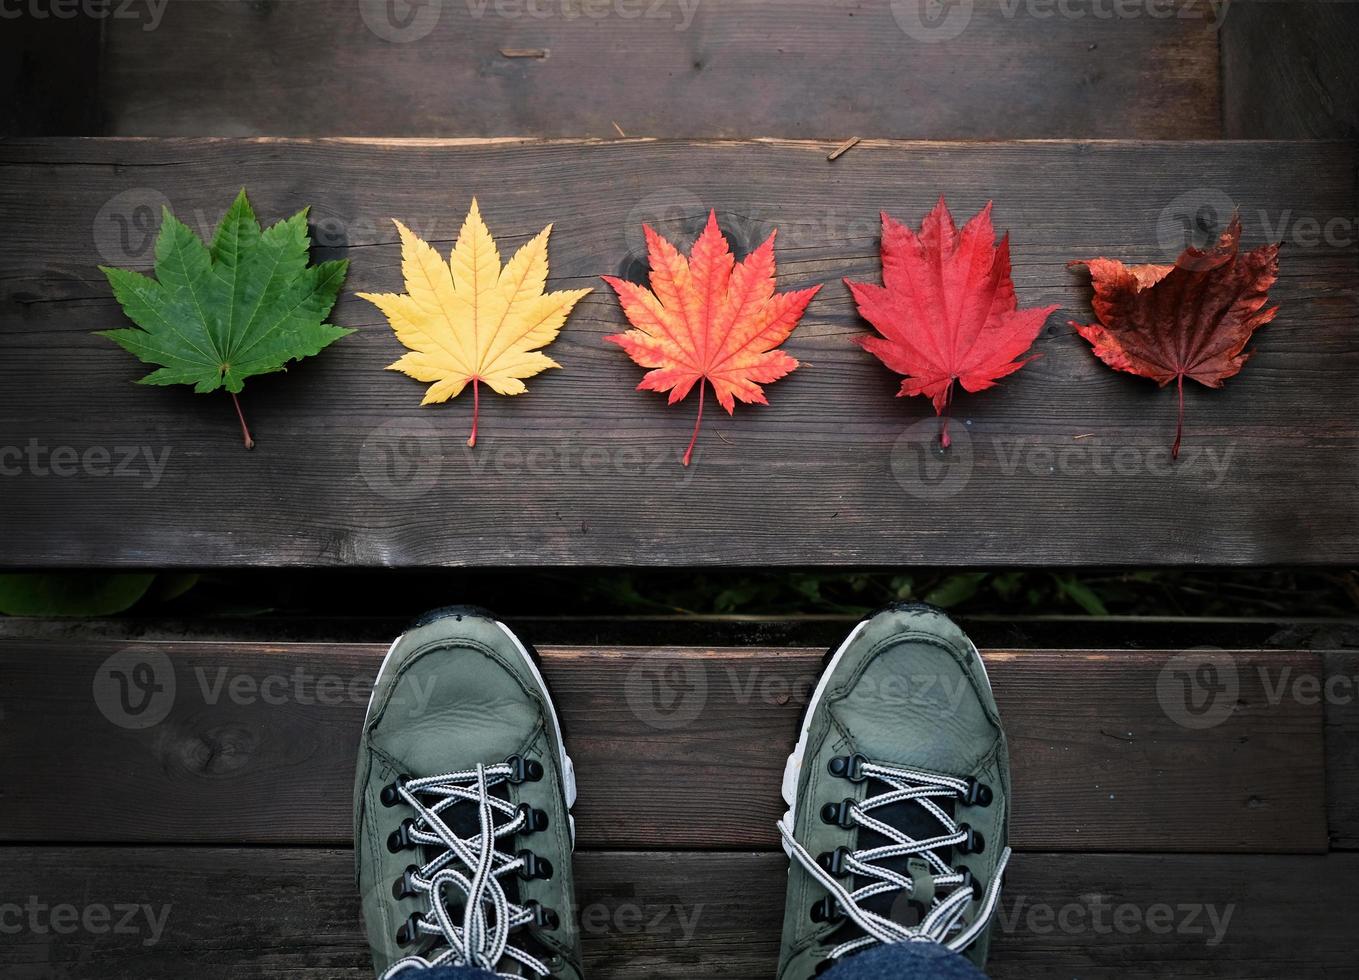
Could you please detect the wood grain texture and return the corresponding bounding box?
[2,847,1355,979]
[2,138,1357,568]
[1222,0,1359,139]
[1325,650,1359,848]
[0,640,1328,851]
[97,0,1222,139]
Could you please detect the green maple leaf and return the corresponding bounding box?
[99,189,352,448]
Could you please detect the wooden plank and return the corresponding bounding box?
[1222,0,1359,138]
[0,640,1328,851]
[98,0,1222,139]
[0,610,1332,653]
[1325,650,1359,848]
[1,138,1357,568]
[0,7,104,136]
[2,847,1355,978]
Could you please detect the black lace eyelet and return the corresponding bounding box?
[956,866,983,900]
[809,897,844,924]
[386,817,417,853]
[961,778,993,807]
[518,849,553,880]
[525,899,560,930]
[827,754,869,782]
[395,911,423,946]
[817,846,852,877]
[517,803,550,834]
[507,755,544,784]
[380,775,409,808]
[391,864,420,900]
[957,823,985,855]
[820,798,857,830]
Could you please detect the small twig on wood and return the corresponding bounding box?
[1073,432,1096,440]
[500,47,548,58]
[827,137,862,162]
[716,430,734,446]
[612,120,627,137]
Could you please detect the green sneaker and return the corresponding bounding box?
[776,604,1011,977]
[354,607,581,979]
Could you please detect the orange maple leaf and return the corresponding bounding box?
[603,212,821,465]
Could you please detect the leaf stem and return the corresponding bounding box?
[1172,373,1184,460]
[468,378,480,449]
[939,380,954,450]
[683,378,706,467]
[230,391,255,450]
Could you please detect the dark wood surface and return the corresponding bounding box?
[95,0,1222,139]
[0,8,102,136]
[3,846,1354,979]
[1325,650,1359,848]
[0,640,1328,852]
[1222,0,1359,139]
[3,138,1357,568]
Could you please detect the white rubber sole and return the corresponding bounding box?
[366,617,578,846]
[777,614,992,856]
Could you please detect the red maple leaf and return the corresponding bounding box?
[846,199,1057,448]
[603,211,821,465]
[1069,215,1280,457]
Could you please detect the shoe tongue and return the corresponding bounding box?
[437,779,511,839]
[827,778,956,945]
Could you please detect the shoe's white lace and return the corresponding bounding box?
[380,762,551,980]
[778,759,1011,965]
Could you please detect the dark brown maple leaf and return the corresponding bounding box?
[1068,215,1280,458]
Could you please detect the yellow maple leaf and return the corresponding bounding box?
[359,199,591,447]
